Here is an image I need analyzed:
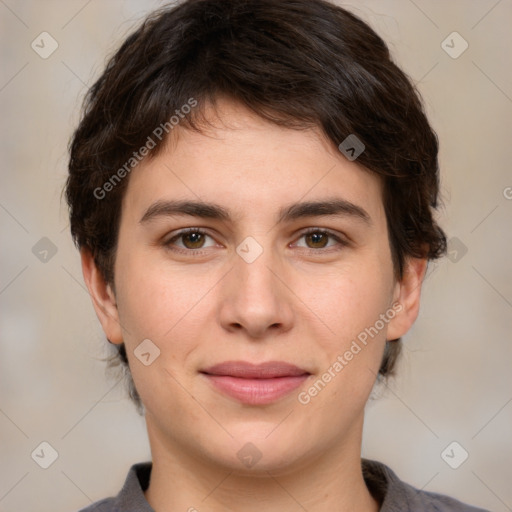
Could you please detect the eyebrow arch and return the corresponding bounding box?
[140,198,372,226]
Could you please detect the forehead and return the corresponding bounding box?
[121,99,385,226]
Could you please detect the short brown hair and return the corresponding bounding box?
[66,0,447,413]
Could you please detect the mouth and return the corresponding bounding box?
[200,360,311,405]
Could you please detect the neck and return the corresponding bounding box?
[143,416,380,512]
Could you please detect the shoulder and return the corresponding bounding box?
[394,480,491,512]
[76,498,116,512]
[362,458,491,512]
[73,461,153,512]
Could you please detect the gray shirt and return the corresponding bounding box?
[77,459,491,511]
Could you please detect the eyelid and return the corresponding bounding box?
[293,227,350,251]
[297,226,348,241]
[164,227,216,249]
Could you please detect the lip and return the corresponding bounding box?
[201,360,310,405]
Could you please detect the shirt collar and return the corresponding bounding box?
[113,461,154,511]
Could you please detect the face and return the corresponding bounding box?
[83,98,425,475]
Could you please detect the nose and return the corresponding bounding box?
[218,238,294,340]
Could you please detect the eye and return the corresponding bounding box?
[164,228,216,252]
[294,228,348,252]
[163,227,348,255]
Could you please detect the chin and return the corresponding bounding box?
[198,423,314,476]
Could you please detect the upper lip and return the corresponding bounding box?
[201,360,310,379]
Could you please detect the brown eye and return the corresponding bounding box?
[165,228,214,252]
[304,231,330,249]
[180,231,206,249]
[296,228,347,252]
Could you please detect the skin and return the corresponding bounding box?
[82,98,427,512]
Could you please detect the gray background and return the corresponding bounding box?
[0,1,511,511]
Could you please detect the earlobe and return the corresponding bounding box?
[80,248,124,344]
[386,257,428,341]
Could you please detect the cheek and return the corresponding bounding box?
[294,261,395,413]
[297,273,392,412]
[115,247,189,336]
[114,250,218,376]
[300,260,395,345]
[114,257,208,419]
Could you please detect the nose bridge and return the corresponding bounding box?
[219,231,293,336]
[233,233,281,302]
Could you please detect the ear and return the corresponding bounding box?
[386,257,428,341]
[80,248,124,344]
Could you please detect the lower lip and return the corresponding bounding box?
[203,374,309,405]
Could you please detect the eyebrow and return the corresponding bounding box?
[140,198,372,226]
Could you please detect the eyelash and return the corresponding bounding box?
[163,227,349,256]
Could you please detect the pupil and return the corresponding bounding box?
[186,232,203,247]
[309,232,326,248]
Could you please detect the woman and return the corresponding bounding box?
[66,0,489,510]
